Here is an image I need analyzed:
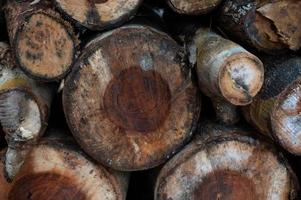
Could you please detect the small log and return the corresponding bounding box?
[155,122,299,200]
[0,42,54,180]
[243,55,301,155]
[53,0,143,30]
[0,130,129,200]
[167,0,222,15]
[63,24,201,171]
[219,0,301,53]
[5,0,78,81]
[190,28,264,124]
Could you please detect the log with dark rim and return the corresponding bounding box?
[5,0,78,82]
[155,122,299,200]
[0,42,54,180]
[167,0,223,15]
[243,55,301,155]
[0,130,129,200]
[219,0,301,53]
[63,24,200,171]
[53,0,143,30]
[190,28,264,124]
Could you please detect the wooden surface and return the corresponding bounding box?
[63,24,200,171]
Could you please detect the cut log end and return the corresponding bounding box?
[193,171,256,200]
[272,81,301,155]
[9,172,86,200]
[0,90,42,142]
[103,67,171,133]
[0,132,129,200]
[63,25,200,171]
[15,12,75,81]
[54,0,142,30]
[219,53,264,105]
[168,0,222,15]
[0,89,42,180]
[155,124,299,200]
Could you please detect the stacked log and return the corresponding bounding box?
[190,28,264,124]
[63,24,201,171]
[155,123,299,200]
[243,55,301,155]
[0,0,299,199]
[53,0,143,30]
[0,130,129,200]
[167,0,222,15]
[0,42,54,180]
[5,0,78,81]
[219,0,301,53]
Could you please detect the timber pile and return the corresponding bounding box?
[0,0,300,200]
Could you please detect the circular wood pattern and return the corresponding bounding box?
[54,0,143,30]
[9,173,86,200]
[15,12,75,81]
[63,25,200,171]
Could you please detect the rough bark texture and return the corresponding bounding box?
[189,28,263,124]
[0,42,54,180]
[0,130,129,200]
[219,0,301,53]
[243,55,301,155]
[63,24,200,171]
[155,122,299,200]
[53,0,143,30]
[5,0,78,81]
[167,0,222,15]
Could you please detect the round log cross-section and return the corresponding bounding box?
[155,123,299,200]
[0,130,129,200]
[63,24,200,171]
[243,55,301,155]
[53,0,143,30]
[219,0,301,53]
[5,0,78,81]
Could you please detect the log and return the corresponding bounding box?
[219,0,301,53]
[190,28,264,124]
[63,24,201,171]
[155,122,299,200]
[243,55,301,155]
[167,0,222,15]
[5,0,78,81]
[0,130,129,200]
[0,42,54,180]
[53,0,143,30]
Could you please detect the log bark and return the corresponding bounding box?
[0,130,129,200]
[243,55,301,155]
[53,0,143,31]
[155,122,299,200]
[63,24,201,171]
[190,28,264,124]
[5,0,78,81]
[219,0,301,53]
[167,0,222,15]
[0,42,54,180]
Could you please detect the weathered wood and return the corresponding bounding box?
[155,122,299,200]
[0,42,54,180]
[219,0,301,53]
[243,55,301,155]
[63,24,200,171]
[0,130,129,200]
[190,28,264,124]
[53,0,143,30]
[167,0,222,15]
[5,0,78,81]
